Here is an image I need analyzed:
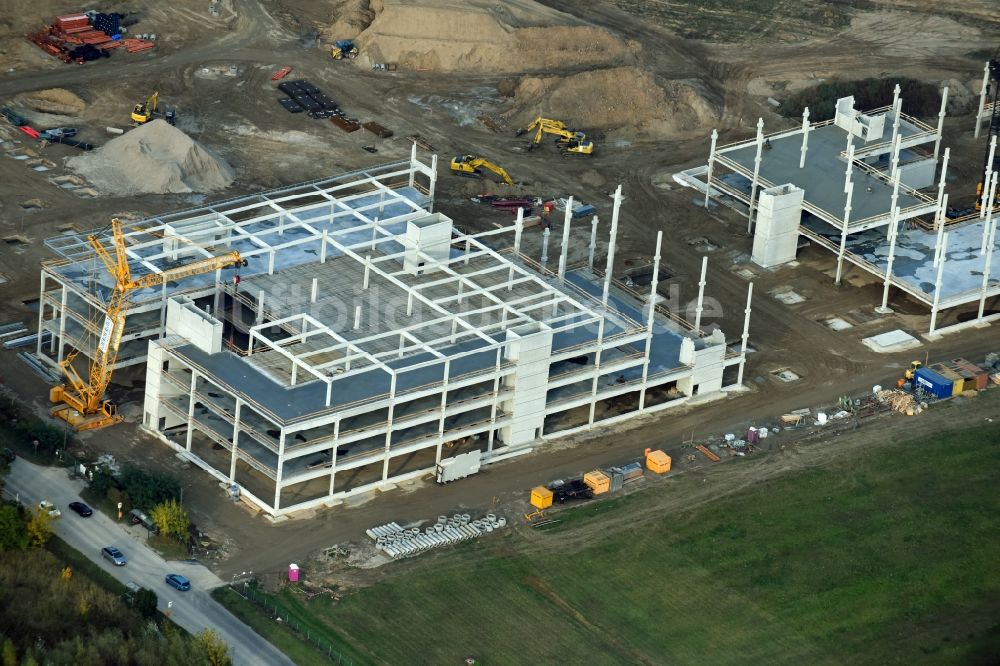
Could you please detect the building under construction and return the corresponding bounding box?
[678,75,999,337]
[36,150,752,517]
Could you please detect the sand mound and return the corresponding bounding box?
[320,0,377,41]
[14,88,86,116]
[67,120,234,195]
[508,67,718,140]
[353,0,632,73]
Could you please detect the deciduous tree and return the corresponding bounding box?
[150,500,189,541]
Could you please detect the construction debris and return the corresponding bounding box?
[875,389,925,416]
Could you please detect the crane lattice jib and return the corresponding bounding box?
[61,218,244,414]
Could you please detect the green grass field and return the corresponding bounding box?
[221,412,1000,665]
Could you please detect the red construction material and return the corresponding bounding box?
[63,25,91,34]
[19,126,40,139]
[695,444,721,462]
[98,40,124,50]
[123,39,155,53]
[271,66,293,81]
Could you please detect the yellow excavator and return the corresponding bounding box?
[516,116,594,156]
[50,218,247,431]
[131,91,159,125]
[450,155,514,185]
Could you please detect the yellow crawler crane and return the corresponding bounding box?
[449,154,514,185]
[50,218,247,431]
[516,116,595,156]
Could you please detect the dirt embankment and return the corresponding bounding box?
[350,0,634,73]
[508,67,719,140]
[67,119,235,195]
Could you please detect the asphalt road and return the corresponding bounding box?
[3,458,293,666]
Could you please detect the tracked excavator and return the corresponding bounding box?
[450,155,514,185]
[49,218,247,431]
[516,116,594,156]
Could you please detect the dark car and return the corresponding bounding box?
[165,574,191,591]
[101,546,127,566]
[68,501,92,517]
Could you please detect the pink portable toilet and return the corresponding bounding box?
[288,563,300,582]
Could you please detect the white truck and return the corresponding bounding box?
[435,450,482,484]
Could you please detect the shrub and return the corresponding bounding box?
[150,500,189,541]
[0,505,27,551]
[133,588,158,620]
[119,466,180,511]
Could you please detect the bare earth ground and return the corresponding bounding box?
[0,0,998,579]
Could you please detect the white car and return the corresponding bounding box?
[39,500,61,518]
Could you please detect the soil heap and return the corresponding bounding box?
[14,88,87,116]
[67,120,234,195]
[352,0,632,73]
[508,68,719,140]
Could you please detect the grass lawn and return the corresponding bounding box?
[234,414,1000,665]
[46,533,127,597]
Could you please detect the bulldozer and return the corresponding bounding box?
[516,116,594,156]
[450,155,514,185]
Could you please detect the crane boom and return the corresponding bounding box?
[51,218,246,430]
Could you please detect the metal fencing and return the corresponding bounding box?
[231,582,353,665]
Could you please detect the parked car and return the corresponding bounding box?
[68,501,92,517]
[39,500,61,518]
[101,546,127,566]
[164,574,191,591]
[129,508,159,534]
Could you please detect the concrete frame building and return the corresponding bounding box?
[36,150,752,517]
[678,78,1000,337]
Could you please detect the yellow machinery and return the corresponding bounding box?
[131,91,159,124]
[516,116,594,156]
[50,218,247,431]
[449,155,514,185]
[904,360,922,382]
[331,39,359,60]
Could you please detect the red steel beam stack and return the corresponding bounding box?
[123,38,154,53]
[54,13,89,32]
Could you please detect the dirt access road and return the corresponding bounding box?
[0,0,997,580]
[2,458,294,666]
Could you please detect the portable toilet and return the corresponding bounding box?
[288,563,300,582]
[530,486,553,509]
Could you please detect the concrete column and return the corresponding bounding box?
[36,271,46,359]
[933,86,949,160]
[843,140,855,193]
[602,185,623,307]
[509,207,523,289]
[273,432,285,512]
[981,137,997,218]
[353,305,362,330]
[408,142,417,187]
[56,285,68,363]
[879,206,901,312]
[747,118,765,233]
[320,230,328,263]
[328,418,340,496]
[978,217,998,322]
[587,215,599,269]
[381,374,398,482]
[888,92,902,156]
[436,361,450,465]
[310,278,318,303]
[975,62,990,139]
[464,238,471,266]
[799,107,810,168]
[159,281,169,339]
[213,269,222,319]
[982,173,997,254]
[185,371,197,451]
[693,256,708,334]
[929,232,949,335]
[428,154,439,210]
[540,227,550,270]
[363,255,371,289]
[256,290,265,325]
[704,129,718,208]
[735,282,754,387]
[587,318,606,427]
[229,399,242,481]
[487,348,502,453]
[268,250,275,275]
[638,231,662,411]
[934,193,949,267]
[558,197,573,281]
[934,148,951,231]
[891,83,901,112]
[407,291,414,316]
[835,182,855,285]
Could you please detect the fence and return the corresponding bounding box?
[232,582,354,665]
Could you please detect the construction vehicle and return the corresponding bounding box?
[50,218,247,431]
[131,91,176,126]
[904,360,922,382]
[330,39,358,60]
[976,54,1000,210]
[516,116,594,156]
[449,154,514,185]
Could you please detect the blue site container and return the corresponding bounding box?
[913,367,952,399]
